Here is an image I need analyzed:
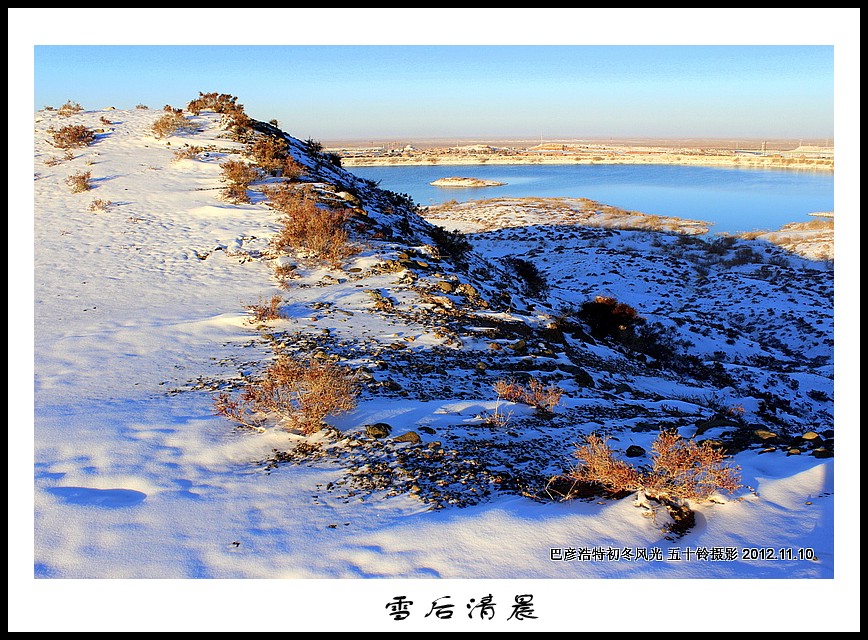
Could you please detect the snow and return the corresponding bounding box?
[15,104,859,632]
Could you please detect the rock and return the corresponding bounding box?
[456,283,480,298]
[787,448,802,456]
[625,445,646,457]
[393,431,422,444]
[811,448,833,458]
[753,429,778,440]
[508,339,527,352]
[801,431,821,440]
[418,426,436,435]
[695,416,740,435]
[613,383,632,395]
[573,368,595,388]
[365,423,392,439]
[436,281,455,294]
[430,177,506,188]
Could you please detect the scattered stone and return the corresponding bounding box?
[811,448,833,459]
[801,431,820,440]
[695,416,740,435]
[613,383,632,395]
[625,445,646,457]
[787,448,802,456]
[365,423,392,439]
[393,431,422,444]
[754,429,778,440]
[418,426,436,435]
[436,281,456,294]
[455,283,480,298]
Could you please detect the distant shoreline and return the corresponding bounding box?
[340,153,833,172]
[332,138,833,172]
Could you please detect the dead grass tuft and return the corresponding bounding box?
[215,354,359,434]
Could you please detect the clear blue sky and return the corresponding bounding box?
[16,9,858,142]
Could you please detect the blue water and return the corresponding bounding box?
[346,164,833,235]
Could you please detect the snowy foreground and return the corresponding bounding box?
[19,104,857,631]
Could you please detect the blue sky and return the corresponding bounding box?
[17,9,857,142]
[33,44,834,141]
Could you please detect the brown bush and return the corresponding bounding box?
[187,91,242,115]
[65,170,92,193]
[244,295,286,323]
[569,432,742,504]
[88,199,112,212]
[247,135,288,172]
[48,125,95,149]
[262,182,301,211]
[493,376,563,413]
[187,91,251,136]
[171,145,202,162]
[267,191,358,267]
[214,354,359,434]
[150,112,192,139]
[281,156,306,180]
[219,160,261,203]
[57,100,83,117]
[577,295,644,340]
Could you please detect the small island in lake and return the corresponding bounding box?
[430,176,507,188]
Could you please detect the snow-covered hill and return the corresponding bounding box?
[25,95,845,630]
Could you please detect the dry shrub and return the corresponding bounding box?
[57,100,83,117]
[88,199,112,212]
[281,156,306,180]
[214,354,359,434]
[150,112,193,139]
[171,145,202,162]
[578,295,644,340]
[66,170,92,193]
[493,376,563,413]
[220,159,260,203]
[187,91,242,115]
[48,125,96,149]
[99,116,113,125]
[267,190,358,267]
[244,295,286,323]
[44,156,64,167]
[262,182,302,211]
[187,91,251,135]
[247,135,288,172]
[570,432,742,504]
